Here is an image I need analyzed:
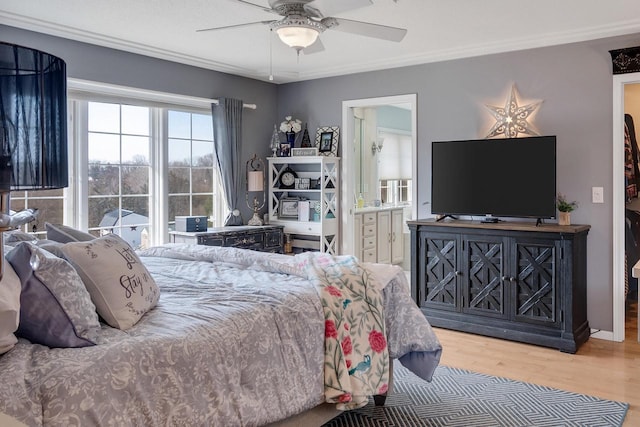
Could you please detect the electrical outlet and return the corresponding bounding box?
[592,186,604,203]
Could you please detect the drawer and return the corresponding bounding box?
[363,213,376,224]
[363,236,376,248]
[225,232,264,248]
[284,221,320,235]
[363,249,376,262]
[363,224,376,237]
[198,235,224,246]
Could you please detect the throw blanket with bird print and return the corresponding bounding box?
[296,252,390,410]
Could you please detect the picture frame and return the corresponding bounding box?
[291,147,318,156]
[295,177,310,190]
[315,126,340,156]
[278,143,291,157]
[278,197,299,219]
[319,132,333,152]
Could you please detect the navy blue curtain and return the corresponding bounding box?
[0,42,68,190]
[212,98,244,226]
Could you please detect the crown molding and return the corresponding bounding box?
[293,19,640,82]
[0,11,263,80]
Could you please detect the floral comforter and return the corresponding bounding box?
[0,244,441,426]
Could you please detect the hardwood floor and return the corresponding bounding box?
[435,316,640,425]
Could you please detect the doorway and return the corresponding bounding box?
[613,73,640,342]
[341,95,417,259]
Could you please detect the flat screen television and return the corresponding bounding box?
[431,136,556,221]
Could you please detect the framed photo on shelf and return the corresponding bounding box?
[279,143,291,157]
[278,197,299,219]
[315,126,339,156]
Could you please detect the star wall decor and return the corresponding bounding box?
[484,85,542,138]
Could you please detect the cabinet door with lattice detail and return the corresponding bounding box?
[511,238,560,327]
[461,235,508,319]
[418,232,460,311]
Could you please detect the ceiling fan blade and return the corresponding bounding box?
[303,38,325,55]
[232,0,276,14]
[196,20,274,33]
[322,17,407,42]
[305,0,373,18]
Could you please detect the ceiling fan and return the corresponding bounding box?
[197,0,407,54]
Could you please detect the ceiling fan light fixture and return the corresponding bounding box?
[272,16,325,50]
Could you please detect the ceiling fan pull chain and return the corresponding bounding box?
[269,29,274,81]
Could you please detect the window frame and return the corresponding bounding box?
[65,79,224,246]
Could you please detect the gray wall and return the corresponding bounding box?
[277,34,640,332]
[1,24,279,222]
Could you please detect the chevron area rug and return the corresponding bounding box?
[323,364,629,427]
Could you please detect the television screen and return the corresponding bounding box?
[431,136,557,220]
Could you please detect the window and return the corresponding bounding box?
[377,130,412,206]
[379,179,412,205]
[10,189,65,238]
[9,83,224,248]
[168,111,216,229]
[87,102,151,248]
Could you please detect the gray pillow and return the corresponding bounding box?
[35,239,66,259]
[3,229,37,245]
[45,223,95,244]
[7,242,101,348]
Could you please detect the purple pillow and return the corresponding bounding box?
[6,243,101,348]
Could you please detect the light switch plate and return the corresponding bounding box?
[592,186,604,203]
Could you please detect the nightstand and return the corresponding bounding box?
[169,225,284,253]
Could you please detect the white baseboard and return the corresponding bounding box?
[590,329,616,341]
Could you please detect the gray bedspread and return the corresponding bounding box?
[0,244,441,426]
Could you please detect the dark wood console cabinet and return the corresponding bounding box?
[169,225,284,253]
[407,219,590,353]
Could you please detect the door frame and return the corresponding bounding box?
[613,72,640,342]
[341,94,418,256]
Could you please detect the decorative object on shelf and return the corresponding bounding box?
[297,200,310,222]
[245,154,266,226]
[278,143,291,157]
[484,84,542,139]
[312,201,321,221]
[285,131,296,146]
[280,115,302,149]
[609,46,640,74]
[315,126,340,156]
[269,124,280,157]
[0,42,68,279]
[294,178,310,190]
[556,193,578,226]
[279,166,298,189]
[279,197,299,219]
[301,123,312,147]
[291,147,318,156]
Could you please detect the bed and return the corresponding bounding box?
[0,234,442,427]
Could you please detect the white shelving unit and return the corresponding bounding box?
[268,156,340,254]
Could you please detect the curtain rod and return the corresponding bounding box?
[67,78,257,110]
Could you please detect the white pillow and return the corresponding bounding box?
[62,234,160,330]
[0,259,21,354]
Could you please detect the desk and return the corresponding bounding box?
[169,225,284,253]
